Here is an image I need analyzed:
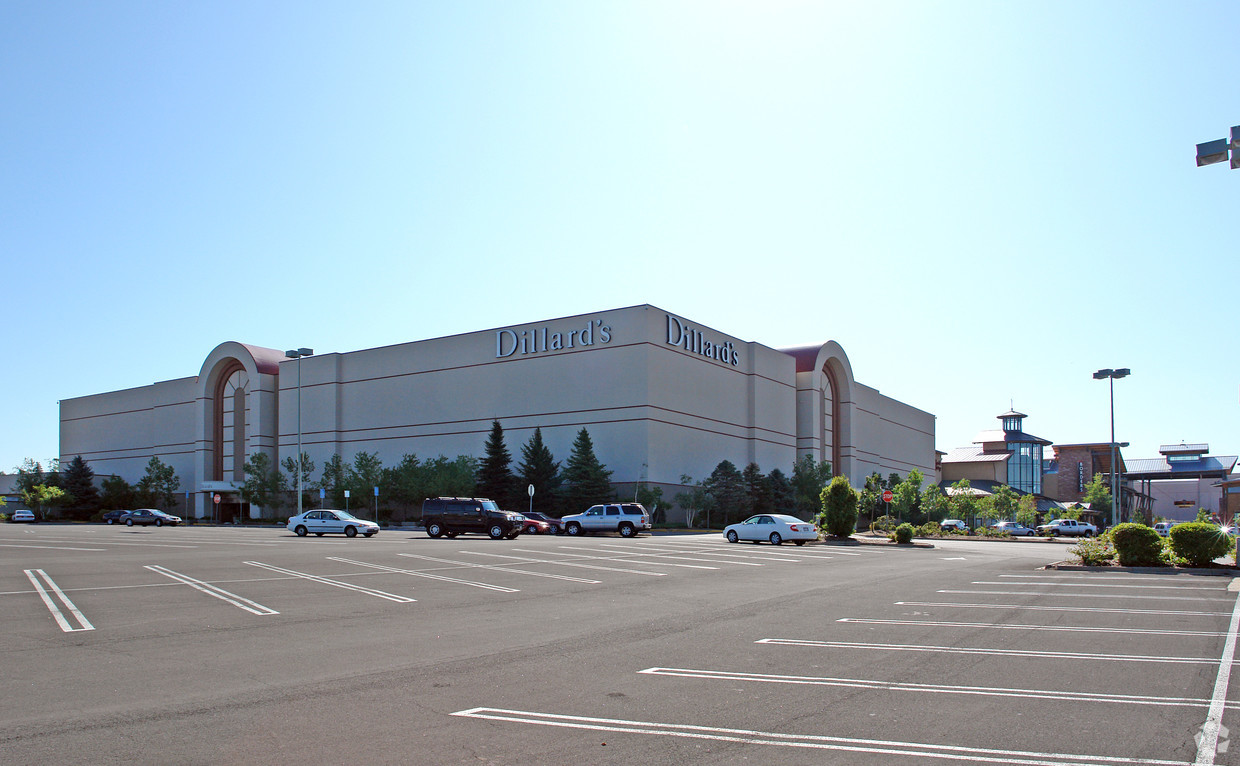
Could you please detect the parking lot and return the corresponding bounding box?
[2,524,1237,765]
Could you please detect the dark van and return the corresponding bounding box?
[421,497,525,540]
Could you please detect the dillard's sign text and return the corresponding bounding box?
[496,318,612,358]
[666,315,739,366]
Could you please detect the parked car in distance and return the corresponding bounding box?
[520,511,559,534]
[561,503,651,537]
[940,519,969,534]
[9,510,36,523]
[123,508,182,527]
[1153,522,1172,537]
[724,514,817,546]
[102,509,129,524]
[421,497,524,540]
[287,509,379,538]
[1037,518,1097,537]
[991,521,1036,537]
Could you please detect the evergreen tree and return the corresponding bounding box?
[241,452,286,516]
[820,475,859,538]
[705,460,747,526]
[100,475,135,511]
[517,427,561,515]
[319,454,345,507]
[791,455,832,517]
[476,420,520,508]
[767,468,795,515]
[62,455,100,519]
[556,428,614,513]
[135,456,180,509]
[742,462,774,516]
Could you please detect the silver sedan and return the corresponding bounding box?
[723,514,818,546]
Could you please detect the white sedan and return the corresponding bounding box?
[287,509,379,538]
[723,514,817,546]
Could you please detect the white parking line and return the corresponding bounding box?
[463,550,667,577]
[557,545,718,570]
[938,590,1233,602]
[896,601,1229,617]
[755,638,1220,665]
[837,618,1227,637]
[327,557,520,593]
[397,553,601,584]
[975,581,1225,591]
[638,667,1208,708]
[1,543,107,551]
[144,565,279,615]
[243,561,415,602]
[24,569,94,632]
[450,707,1194,765]
[632,541,809,563]
[587,542,764,566]
[1194,589,1240,764]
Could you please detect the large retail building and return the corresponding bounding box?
[59,305,936,519]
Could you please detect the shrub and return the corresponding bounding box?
[892,523,914,544]
[916,522,940,538]
[1110,523,1165,567]
[871,515,898,533]
[1070,536,1115,566]
[819,476,859,539]
[1168,522,1233,567]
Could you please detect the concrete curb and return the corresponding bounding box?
[1043,561,1240,575]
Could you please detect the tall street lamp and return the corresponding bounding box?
[1092,368,1130,528]
[285,348,314,518]
[1196,126,1240,169]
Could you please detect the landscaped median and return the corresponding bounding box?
[1054,521,1238,571]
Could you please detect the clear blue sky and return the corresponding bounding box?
[3,1,1237,475]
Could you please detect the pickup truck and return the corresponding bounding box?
[1036,518,1098,537]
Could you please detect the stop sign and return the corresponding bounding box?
[882,490,894,503]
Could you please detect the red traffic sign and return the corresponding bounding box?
[882,490,894,503]
[213,494,222,504]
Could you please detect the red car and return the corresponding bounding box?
[521,512,560,535]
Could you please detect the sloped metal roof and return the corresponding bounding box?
[943,445,1010,463]
[1125,456,1238,477]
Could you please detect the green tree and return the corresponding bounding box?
[14,459,46,497]
[344,451,384,515]
[742,462,774,516]
[705,460,748,527]
[768,468,795,516]
[135,457,181,510]
[318,454,346,507]
[859,471,886,525]
[1082,474,1112,520]
[819,475,859,538]
[921,484,949,522]
[282,452,317,511]
[241,452,286,517]
[791,455,832,518]
[672,474,712,528]
[425,455,477,499]
[1015,493,1038,528]
[555,428,614,513]
[517,427,560,514]
[891,469,924,524]
[949,478,979,527]
[22,485,67,520]
[62,455,100,519]
[476,420,520,509]
[990,484,1018,522]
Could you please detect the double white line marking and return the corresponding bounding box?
[24,569,94,632]
[145,565,278,615]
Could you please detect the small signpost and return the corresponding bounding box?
[213,493,221,525]
[882,489,894,522]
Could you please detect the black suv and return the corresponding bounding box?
[421,497,525,540]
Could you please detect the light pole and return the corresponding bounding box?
[285,348,314,518]
[1092,368,1130,528]
[1196,126,1240,169]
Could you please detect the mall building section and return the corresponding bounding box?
[59,305,936,520]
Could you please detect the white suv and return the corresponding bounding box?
[561,503,651,537]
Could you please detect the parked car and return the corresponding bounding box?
[992,521,1036,537]
[1037,518,1097,537]
[102,510,129,524]
[123,508,182,527]
[940,519,969,534]
[9,510,36,523]
[287,509,379,538]
[561,503,651,537]
[1153,522,1172,537]
[520,511,559,534]
[724,514,817,546]
[421,497,524,540]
